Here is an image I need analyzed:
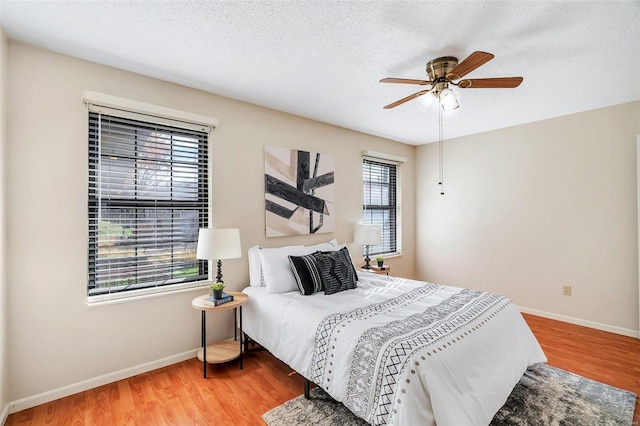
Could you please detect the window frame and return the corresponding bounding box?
[85,96,215,304]
[362,156,401,257]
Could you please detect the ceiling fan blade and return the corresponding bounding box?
[457,77,523,88]
[447,51,494,80]
[380,77,432,85]
[383,89,431,109]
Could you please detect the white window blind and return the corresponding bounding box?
[362,158,398,255]
[88,112,209,298]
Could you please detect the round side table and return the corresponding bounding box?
[192,291,249,378]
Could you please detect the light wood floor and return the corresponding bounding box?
[6,313,640,425]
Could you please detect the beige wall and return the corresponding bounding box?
[416,101,640,335]
[6,42,416,403]
[0,26,8,418]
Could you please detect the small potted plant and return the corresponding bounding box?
[210,282,225,300]
[376,256,385,267]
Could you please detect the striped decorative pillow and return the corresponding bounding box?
[288,253,324,295]
[315,247,358,295]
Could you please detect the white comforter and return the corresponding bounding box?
[243,275,546,425]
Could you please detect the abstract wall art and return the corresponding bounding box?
[264,146,335,236]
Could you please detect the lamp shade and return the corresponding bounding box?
[196,228,242,260]
[353,224,382,246]
[440,88,459,111]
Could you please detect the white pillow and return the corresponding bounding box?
[298,239,339,255]
[259,245,305,294]
[249,244,304,287]
[248,245,263,287]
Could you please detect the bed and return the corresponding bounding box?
[243,242,547,425]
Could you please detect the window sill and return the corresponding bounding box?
[371,252,401,259]
[87,280,213,306]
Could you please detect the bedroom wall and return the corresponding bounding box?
[0,26,9,421]
[415,101,640,336]
[5,42,416,406]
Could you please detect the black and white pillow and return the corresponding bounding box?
[288,253,324,295]
[315,247,358,295]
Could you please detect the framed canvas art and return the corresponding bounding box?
[264,146,335,236]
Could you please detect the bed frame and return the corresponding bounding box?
[244,332,313,399]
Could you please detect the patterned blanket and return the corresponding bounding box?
[310,284,523,425]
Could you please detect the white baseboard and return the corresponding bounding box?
[518,306,640,339]
[1,403,9,425]
[8,348,199,414]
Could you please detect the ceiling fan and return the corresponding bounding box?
[380,51,523,110]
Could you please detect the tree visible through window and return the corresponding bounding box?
[88,112,209,297]
[362,159,397,255]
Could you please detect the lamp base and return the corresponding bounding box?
[362,252,372,269]
[215,259,224,284]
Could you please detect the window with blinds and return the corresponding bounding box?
[362,158,398,255]
[88,112,209,297]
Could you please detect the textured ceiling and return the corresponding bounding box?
[1,1,639,145]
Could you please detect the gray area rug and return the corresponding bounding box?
[262,364,636,426]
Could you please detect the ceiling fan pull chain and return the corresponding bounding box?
[439,99,445,195]
[438,100,442,185]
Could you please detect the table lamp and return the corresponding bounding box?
[196,228,242,283]
[353,224,382,269]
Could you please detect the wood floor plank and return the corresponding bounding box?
[5,316,639,425]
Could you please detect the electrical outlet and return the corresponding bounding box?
[562,285,572,296]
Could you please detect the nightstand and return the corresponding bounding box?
[360,265,391,276]
[192,291,249,378]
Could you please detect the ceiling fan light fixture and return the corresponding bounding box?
[439,88,459,111]
[418,92,436,110]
